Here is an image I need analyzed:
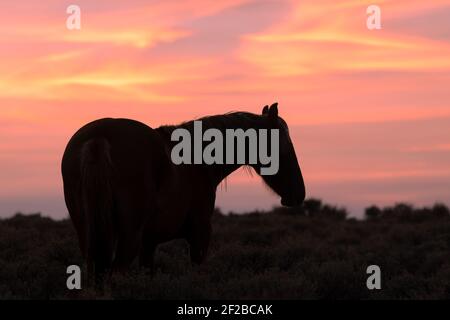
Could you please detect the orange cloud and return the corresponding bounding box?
[238,1,450,76]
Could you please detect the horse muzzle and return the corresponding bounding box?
[281,188,305,207]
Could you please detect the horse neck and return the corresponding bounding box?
[157,112,266,187]
[206,162,241,187]
[202,112,268,186]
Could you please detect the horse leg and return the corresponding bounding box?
[112,234,142,272]
[188,220,212,264]
[139,235,157,273]
[187,195,215,264]
[111,198,150,272]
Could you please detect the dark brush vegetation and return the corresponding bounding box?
[0,199,450,299]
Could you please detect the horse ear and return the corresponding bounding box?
[262,105,269,115]
[268,102,278,119]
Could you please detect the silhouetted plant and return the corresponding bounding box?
[365,206,381,220]
[432,203,450,217]
[303,198,322,216]
[317,204,347,220]
[394,203,414,215]
[272,206,304,215]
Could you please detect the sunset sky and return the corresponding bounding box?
[1,0,449,218]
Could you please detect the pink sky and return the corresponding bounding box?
[1,0,450,218]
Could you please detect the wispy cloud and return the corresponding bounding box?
[238,0,450,76]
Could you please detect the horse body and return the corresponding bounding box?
[62,103,305,279]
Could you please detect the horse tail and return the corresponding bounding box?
[80,138,115,282]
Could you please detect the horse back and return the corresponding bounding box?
[62,118,168,183]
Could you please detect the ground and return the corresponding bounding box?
[0,200,449,299]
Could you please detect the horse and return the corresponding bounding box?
[61,102,305,281]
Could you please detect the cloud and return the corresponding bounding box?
[238,0,450,75]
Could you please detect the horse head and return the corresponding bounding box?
[256,103,306,207]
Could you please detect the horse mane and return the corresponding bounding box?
[156,111,265,137]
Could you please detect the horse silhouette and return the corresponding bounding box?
[61,103,305,280]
